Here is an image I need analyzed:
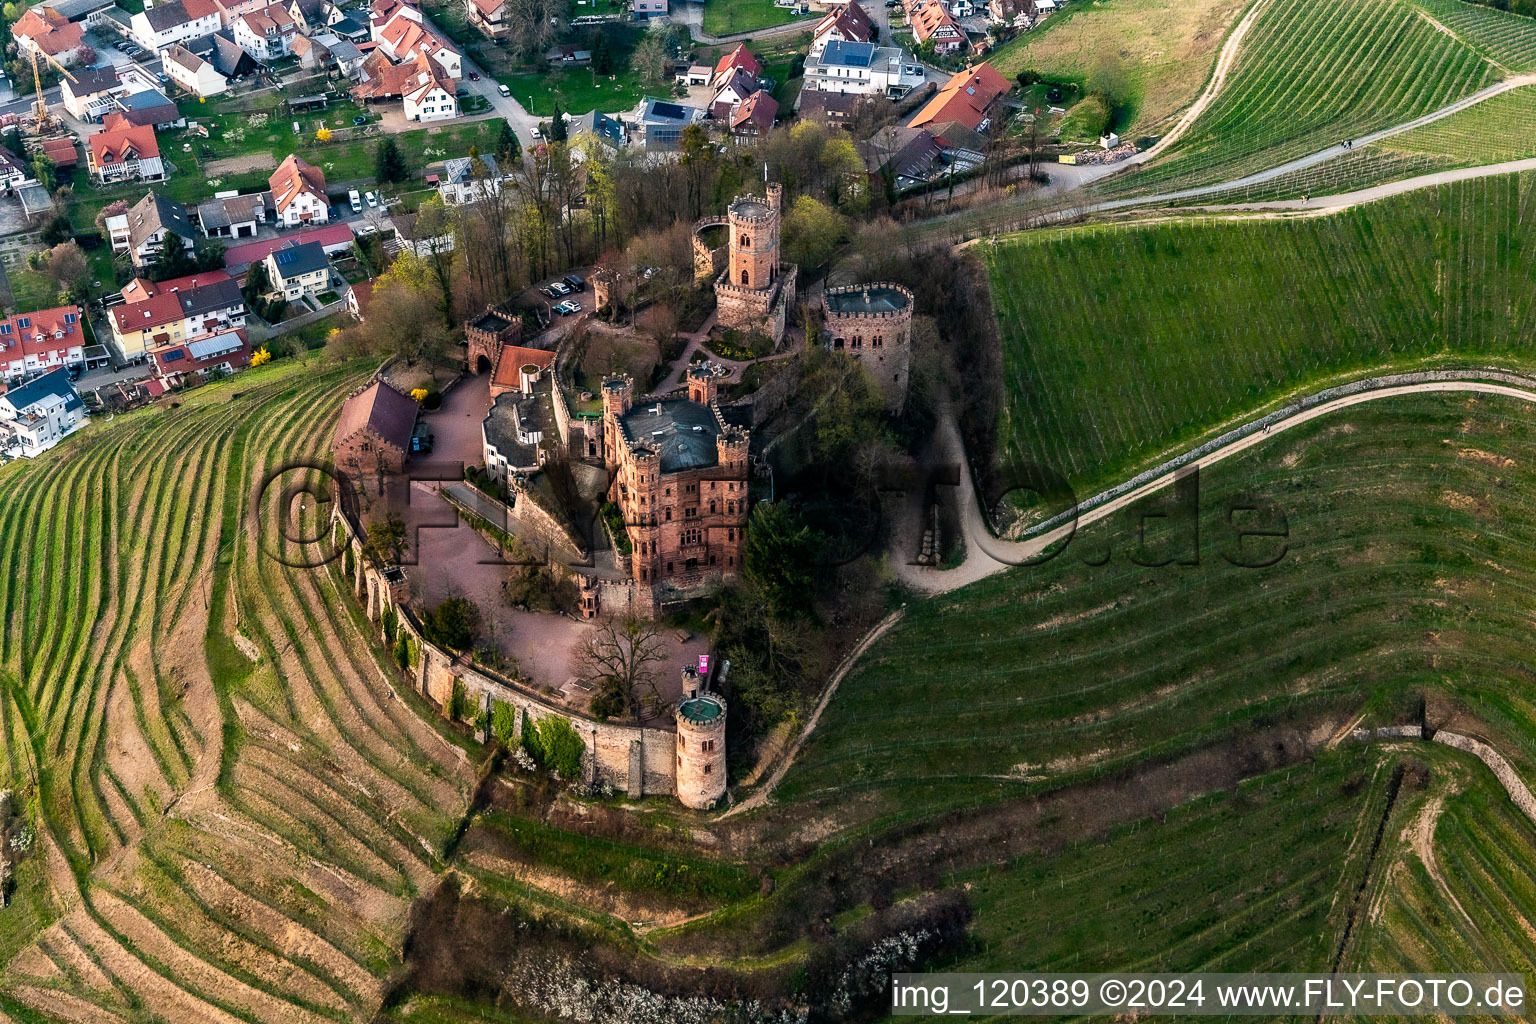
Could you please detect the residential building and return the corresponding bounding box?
[372,3,461,76]
[222,222,354,273]
[467,0,507,37]
[346,278,374,321]
[11,7,85,64]
[482,366,559,482]
[0,369,87,457]
[291,31,329,67]
[148,329,251,386]
[32,0,118,30]
[326,35,365,74]
[111,192,197,268]
[712,43,760,88]
[0,150,31,191]
[802,40,924,97]
[632,0,666,16]
[263,241,332,299]
[601,367,750,592]
[351,50,457,121]
[286,0,323,31]
[197,191,270,239]
[269,154,330,227]
[439,152,503,205]
[0,306,86,381]
[908,62,1011,132]
[233,3,298,58]
[164,43,229,95]
[636,97,706,149]
[185,29,261,78]
[40,137,77,173]
[906,0,965,53]
[108,271,246,360]
[386,212,454,258]
[87,123,164,183]
[214,0,271,24]
[60,64,123,120]
[858,124,942,184]
[710,65,761,116]
[332,379,417,476]
[129,0,222,53]
[106,90,184,130]
[987,0,1033,23]
[729,90,778,139]
[810,0,872,57]
[797,88,864,125]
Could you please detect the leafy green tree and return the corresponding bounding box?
[30,154,57,193]
[781,195,847,271]
[424,596,481,651]
[374,137,409,183]
[361,513,407,566]
[523,715,584,780]
[38,211,70,245]
[743,501,822,618]
[148,239,199,282]
[491,700,517,747]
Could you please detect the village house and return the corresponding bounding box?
[987,0,1034,24]
[332,379,418,477]
[129,0,222,53]
[439,152,503,205]
[10,7,85,65]
[346,278,374,321]
[264,240,332,300]
[214,0,270,24]
[859,124,943,185]
[221,222,354,273]
[196,191,270,239]
[602,367,751,593]
[809,0,872,57]
[710,65,762,116]
[108,271,247,361]
[107,192,197,268]
[352,50,457,121]
[31,0,118,30]
[908,62,1011,134]
[233,3,298,59]
[184,29,262,79]
[801,39,924,97]
[797,88,864,125]
[636,97,707,149]
[148,328,252,387]
[0,150,31,191]
[164,43,228,95]
[269,153,330,227]
[60,63,122,120]
[40,137,77,174]
[290,31,328,67]
[105,90,184,131]
[285,0,323,31]
[87,122,164,183]
[0,306,86,382]
[729,90,778,140]
[466,0,507,37]
[712,44,760,88]
[0,368,87,458]
[372,1,461,76]
[906,0,966,54]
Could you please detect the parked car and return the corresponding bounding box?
[542,284,562,298]
[498,83,511,96]
[365,190,379,208]
[549,280,572,296]
[469,71,480,81]
[553,300,582,316]
[563,274,586,292]
[530,125,542,139]
[410,433,434,454]
[348,189,362,213]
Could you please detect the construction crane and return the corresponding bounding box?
[26,45,79,132]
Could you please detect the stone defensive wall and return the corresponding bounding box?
[332,504,680,798]
[692,216,729,282]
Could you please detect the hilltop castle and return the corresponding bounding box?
[695,183,798,345]
[822,282,915,412]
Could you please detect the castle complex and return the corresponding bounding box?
[822,282,915,412]
[697,183,798,345]
[603,365,751,596]
[675,666,728,809]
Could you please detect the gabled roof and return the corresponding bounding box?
[713,65,758,106]
[0,368,83,417]
[814,0,872,43]
[798,88,863,122]
[126,191,194,250]
[443,152,499,184]
[908,62,1009,131]
[89,123,160,166]
[908,0,963,42]
[240,3,296,35]
[41,136,77,168]
[65,64,121,95]
[731,89,777,132]
[12,7,84,54]
[142,0,219,33]
[352,49,452,102]
[165,42,215,75]
[471,0,502,16]
[267,239,329,279]
[196,191,269,229]
[334,380,417,453]
[222,222,353,269]
[269,153,327,213]
[111,273,243,334]
[713,43,759,81]
[0,306,85,363]
[859,124,940,176]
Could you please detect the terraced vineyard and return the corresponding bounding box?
[0,360,478,1022]
[1409,0,1536,71]
[984,173,1536,496]
[1105,0,1504,195]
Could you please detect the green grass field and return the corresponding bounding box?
[1112,0,1508,194]
[500,68,649,117]
[703,0,807,36]
[983,173,1536,497]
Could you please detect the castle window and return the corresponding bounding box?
[703,763,712,775]
[710,554,716,565]
[667,561,674,572]
[873,335,883,347]
[739,233,750,248]
[728,529,735,541]
[741,269,750,285]
[729,556,734,566]
[710,501,716,513]
[666,507,672,521]
[666,487,671,496]
[679,736,685,749]
[833,337,844,349]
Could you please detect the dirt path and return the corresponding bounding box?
[718,608,905,819]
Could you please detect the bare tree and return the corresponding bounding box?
[578,616,668,718]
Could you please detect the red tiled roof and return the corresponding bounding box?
[909,62,1009,131]
[908,0,963,43]
[731,89,777,132]
[11,7,84,55]
[352,49,452,103]
[41,137,78,169]
[89,123,160,167]
[713,43,760,80]
[491,344,553,390]
[222,222,354,268]
[269,153,327,214]
[0,305,85,364]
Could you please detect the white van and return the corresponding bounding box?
[348,189,362,213]
[498,83,511,97]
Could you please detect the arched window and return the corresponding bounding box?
[873,335,883,347]
[741,269,750,285]
[739,233,750,248]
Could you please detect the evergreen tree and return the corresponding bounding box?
[591,29,612,74]
[374,137,409,183]
[548,101,568,142]
[495,118,522,165]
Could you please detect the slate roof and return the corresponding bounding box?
[67,64,121,95]
[267,240,328,280]
[1,368,84,417]
[126,191,194,251]
[334,380,417,452]
[619,398,722,473]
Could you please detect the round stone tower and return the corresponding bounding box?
[675,671,727,810]
[727,192,780,291]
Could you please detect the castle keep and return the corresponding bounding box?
[710,183,798,345]
[603,365,751,597]
[823,282,915,412]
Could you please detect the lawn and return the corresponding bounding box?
[703,0,809,36]
[986,0,1250,136]
[982,172,1536,498]
[500,67,650,117]
[1107,0,1505,195]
